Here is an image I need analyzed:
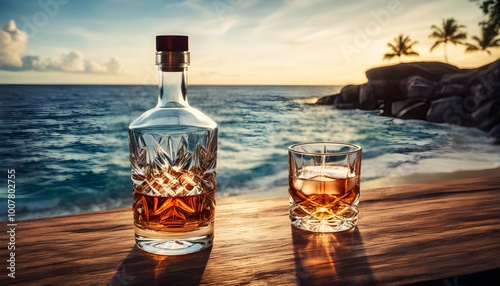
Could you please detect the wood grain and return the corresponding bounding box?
[1,176,500,285]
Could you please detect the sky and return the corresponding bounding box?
[0,0,499,85]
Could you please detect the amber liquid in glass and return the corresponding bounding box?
[289,166,359,231]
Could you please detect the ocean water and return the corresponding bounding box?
[1,85,499,220]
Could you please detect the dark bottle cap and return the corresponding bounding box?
[156,35,189,51]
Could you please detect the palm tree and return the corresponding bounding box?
[465,21,500,55]
[383,34,420,63]
[429,18,467,63]
[470,0,500,30]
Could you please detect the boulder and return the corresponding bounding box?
[471,99,500,131]
[391,99,421,116]
[366,79,401,100]
[366,62,462,81]
[459,59,500,86]
[400,76,437,101]
[379,100,393,116]
[433,83,468,99]
[314,59,500,141]
[336,102,361,109]
[317,85,362,106]
[336,85,361,105]
[488,124,500,144]
[396,102,429,120]
[359,83,378,110]
[426,96,466,125]
[468,63,500,104]
[470,84,492,104]
[316,93,337,105]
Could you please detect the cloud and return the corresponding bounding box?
[50,51,86,72]
[0,20,28,68]
[0,20,122,74]
[105,57,121,74]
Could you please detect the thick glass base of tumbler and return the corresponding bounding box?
[291,215,357,233]
[135,223,214,255]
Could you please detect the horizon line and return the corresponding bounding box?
[0,83,346,87]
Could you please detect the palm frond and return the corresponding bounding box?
[490,39,500,47]
[405,51,420,57]
[383,33,420,62]
[466,20,500,54]
[383,53,397,61]
[430,40,444,51]
[429,31,444,39]
[471,35,482,43]
[465,43,479,53]
[449,33,467,45]
[387,42,397,50]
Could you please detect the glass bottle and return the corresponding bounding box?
[129,35,218,255]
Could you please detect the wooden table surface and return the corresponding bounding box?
[1,176,500,285]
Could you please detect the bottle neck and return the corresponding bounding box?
[157,67,188,108]
[155,50,190,108]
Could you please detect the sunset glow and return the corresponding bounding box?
[1,0,499,85]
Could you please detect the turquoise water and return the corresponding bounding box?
[1,85,499,220]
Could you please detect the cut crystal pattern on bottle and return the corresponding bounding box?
[130,127,217,231]
[129,128,217,196]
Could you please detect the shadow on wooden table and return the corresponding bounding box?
[292,226,375,285]
[108,245,211,286]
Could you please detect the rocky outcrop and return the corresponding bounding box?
[317,60,500,143]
